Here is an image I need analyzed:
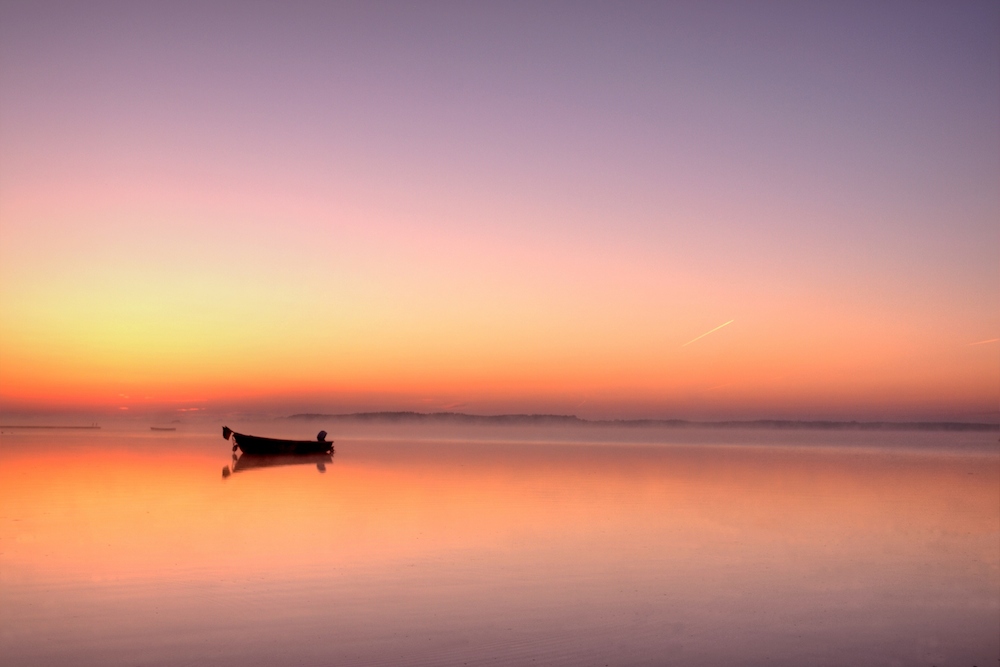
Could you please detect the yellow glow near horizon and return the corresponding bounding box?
[1,5,997,420]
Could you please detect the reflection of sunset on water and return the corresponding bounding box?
[2,429,996,665]
[4,436,997,578]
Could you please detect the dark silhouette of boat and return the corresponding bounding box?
[222,426,333,455]
[150,427,176,431]
[230,452,333,474]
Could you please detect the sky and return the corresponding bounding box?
[0,1,997,421]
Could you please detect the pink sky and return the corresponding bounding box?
[1,2,997,420]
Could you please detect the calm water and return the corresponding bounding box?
[1,422,997,666]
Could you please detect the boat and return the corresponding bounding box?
[150,427,176,431]
[222,426,333,455]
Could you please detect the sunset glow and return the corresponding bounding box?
[1,3,997,420]
[3,6,998,667]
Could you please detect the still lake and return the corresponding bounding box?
[1,421,997,666]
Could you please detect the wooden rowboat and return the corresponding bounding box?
[222,426,333,455]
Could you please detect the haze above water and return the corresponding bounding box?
[2,421,997,666]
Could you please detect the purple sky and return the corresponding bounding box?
[1,2,997,419]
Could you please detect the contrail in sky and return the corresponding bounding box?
[702,382,735,393]
[967,338,999,346]
[682,319,734,347]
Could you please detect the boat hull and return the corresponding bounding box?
[224,427,333,455]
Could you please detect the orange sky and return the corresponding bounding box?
[1,4,997,420]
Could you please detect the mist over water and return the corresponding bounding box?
[1,421,997,666]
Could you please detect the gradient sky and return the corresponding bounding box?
[1,1,997,420]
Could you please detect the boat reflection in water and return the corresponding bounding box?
[223,452,334,477]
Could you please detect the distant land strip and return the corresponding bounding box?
[0,425,101,429]
[287,412,999,432]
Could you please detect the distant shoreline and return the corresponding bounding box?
[287,412,999,432]
[0,425,101,430]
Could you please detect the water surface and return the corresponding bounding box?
[2,423,997,666]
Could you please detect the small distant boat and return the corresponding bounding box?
[222,426,333,455]
[150,427,176,431]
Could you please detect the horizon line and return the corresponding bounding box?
[286,411,1000,431]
